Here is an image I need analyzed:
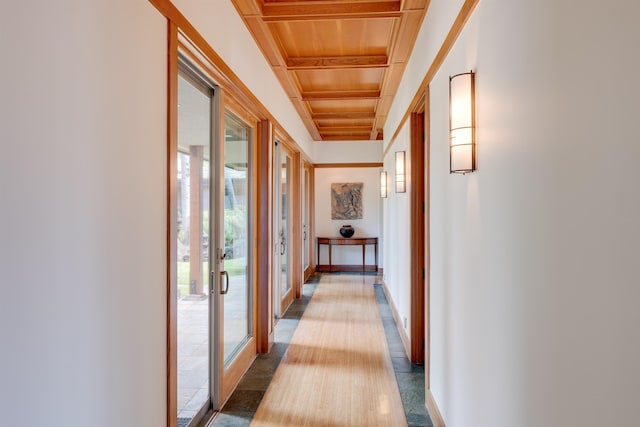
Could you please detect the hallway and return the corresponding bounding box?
[212,274,431,426]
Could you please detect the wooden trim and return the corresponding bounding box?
[301,161,314,284]
[318,126,373,133]
[147,0,312,154]
[262,1,402,21]
[280,286,294,315]
[384,0,479,157]
[287,55,388,70]
[314,162,383,168]
[312,112,376,120]
[301,90,381,101]
[221,338,257,402]
[426,389,446,427]
[382,280,411,357]
[424,87,431,389]
[320,135,374,141]
[166,21,179,427]
[257,120,272,353]
[292,151,302,299]
[274,126,297,154]
[304,265,315,282]
[223,92,260,129]
[410,109,425,365]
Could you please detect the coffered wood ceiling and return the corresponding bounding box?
[231,0,430,141]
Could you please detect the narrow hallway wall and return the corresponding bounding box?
[386,0,640,426]
[0,1,167,425]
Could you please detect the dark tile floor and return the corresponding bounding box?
[374,283,432,427]
[211,273,432,426]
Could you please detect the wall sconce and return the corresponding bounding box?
[395,151,406,193]
[449,71,476,174]
[380,171,388,198]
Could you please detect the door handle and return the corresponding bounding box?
[303,231,307,241]
[220,270,229,295]
[280,241,286,255]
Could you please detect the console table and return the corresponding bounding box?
[316,237,378,273]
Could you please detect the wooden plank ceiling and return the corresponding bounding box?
[231,0,430,141]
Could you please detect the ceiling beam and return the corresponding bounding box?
[287,55,388,70]
[318,126,373,133]
[313,111,376,120]
[262,1,402,21]
[321,134,372,141]
[302,90,381,101]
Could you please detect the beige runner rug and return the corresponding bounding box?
[251,274,407,427]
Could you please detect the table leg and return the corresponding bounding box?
[328,243,332,272]
[374,242,378,273]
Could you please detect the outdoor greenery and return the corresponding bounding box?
[177,257,247,298]
[176,205,247,298]
[224,207,246,253]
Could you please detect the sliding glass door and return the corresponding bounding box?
[273,141,293,318]
[176,64,217,426]
[175,61,255,427]
[222,112,252,366]
[302,167,311,276]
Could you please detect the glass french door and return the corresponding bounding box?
[222,112,251,366]
[302,167,311,274]
[175,60,253,427]
[274,141,293,318]
[176,64,217,427]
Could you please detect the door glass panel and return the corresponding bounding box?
[280,152,291,297]
[223,112,251,365]
[303,169,309,269]
[176,71,212,424]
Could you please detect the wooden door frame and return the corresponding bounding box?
[302,161,315,282]
[218,93,260,403]
[273,136,298,315]
[256,120,273,353]
[167,21,179,427]
[291,151,302,299]
[424,89,431,388]
[410,93,427,365]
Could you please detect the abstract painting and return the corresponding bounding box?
[331,182,363,220]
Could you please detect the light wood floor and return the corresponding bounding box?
[251,274,407,427]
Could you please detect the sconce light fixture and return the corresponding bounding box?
[395,151,406,193]
[380,171,388,198]
[449,71,476,174]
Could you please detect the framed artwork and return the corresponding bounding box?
[331,182,363,220]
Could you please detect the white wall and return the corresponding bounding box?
[172,0,315,159]
[0,1,167,426]
[384,0,465,153]
[314,140,383,164]
[314,168,382,266]
[381,123,413,341]
[391,0,640,426]
[381,0,465,348]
